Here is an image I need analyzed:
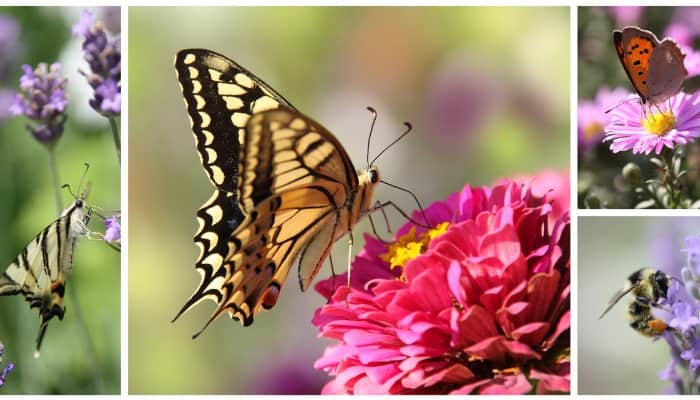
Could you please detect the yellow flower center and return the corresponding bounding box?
[583,121,603,140]
[381,222,450,276]
[642,110,676,136]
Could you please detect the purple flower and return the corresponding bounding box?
[685,235,700,274]
[104,215,121,243]
[578,87,629,153]
[680,337,700,371]
[73,9,121,117]
[669,301,700,335]
[680,45,700,78]
[425,56,499,146]
[0,14,20,80]
[607,6,643,26]
[9,63,68,145]
[668,7,700,42]
[603,92,700,155]
[0,343,14,388]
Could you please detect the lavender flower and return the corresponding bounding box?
[104,214,121,243]
[0,342,14,388]
[73,10,121,117]
[658,234,700,393]
[9,63,68,145]
[0,14,20,81]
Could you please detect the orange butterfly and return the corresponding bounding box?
[613,26,687,105]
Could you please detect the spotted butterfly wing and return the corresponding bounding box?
[613,26,687,104]
[173,49,379,335]
[0,190,92,356]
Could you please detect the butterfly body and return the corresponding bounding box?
[0,189,92,354]
[174,49,380,332]
[613,26,687,104]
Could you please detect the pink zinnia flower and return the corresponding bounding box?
[313,179,570,394]
[578,87,629,154]
[603,92,700,155]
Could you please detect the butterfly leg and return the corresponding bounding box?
[345,231,354,308]
[327,251,336,302]
[373,200,432,229]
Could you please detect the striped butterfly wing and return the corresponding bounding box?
[0,196,91,354]
[183,108,363,335]
[173,49,295,321]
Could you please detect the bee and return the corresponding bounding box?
[599,268,671,337]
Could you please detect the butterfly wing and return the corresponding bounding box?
[647,39,687,103]
[174,49,299,322]
[182,108,359,334]
[0,198,90,354]
[174,48,295,193]
[614,26,660,103]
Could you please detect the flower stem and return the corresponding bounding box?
[108,117,120,166]
[46,145,62,214]
[68,280,104,392]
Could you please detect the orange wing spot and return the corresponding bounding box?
[623,36,655,97]
[261,285,280,309]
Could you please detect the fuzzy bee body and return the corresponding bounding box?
[601,268,670,337]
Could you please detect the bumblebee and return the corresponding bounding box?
[599,268,671,337]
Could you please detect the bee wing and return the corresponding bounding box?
[599,285,636,319]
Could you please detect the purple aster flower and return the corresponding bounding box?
[578,87,629,154]
[73,9,121,117]
[0,343,14,388]
[680,45,700,78]
[607,6,643,26]
[668,7,700,41]
[603,92,700,155]
[9,62,68,145]
[104,214,121,243]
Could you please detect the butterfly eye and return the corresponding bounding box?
[76,200,84,208]
[368,167,380,184]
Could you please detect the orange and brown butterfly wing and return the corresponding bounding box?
[647,39,688,103]
[614,26,660,103]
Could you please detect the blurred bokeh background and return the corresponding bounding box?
[129,6,569,394]
[0,6,120,394]
[578,6,700,208]
[579,216,699,394]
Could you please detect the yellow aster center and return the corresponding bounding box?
[583,121,603,140]
[642,110,676,136]
[381,222,450,274]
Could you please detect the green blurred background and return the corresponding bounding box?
[578,6,700,208]
[0,6,120,394]
[129,6,569,394]
[579,216,699,394]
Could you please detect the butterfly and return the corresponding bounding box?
[613,26,688,105]
[0,187,92,356]
[173,49,388,336]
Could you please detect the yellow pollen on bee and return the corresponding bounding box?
[642,110,677,136]
[381,222,451,275]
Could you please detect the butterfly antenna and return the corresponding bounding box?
[371,122,412,166]
[604,96,639,114]
[380,179,432,227]
[77,163,90,194]
[365,106,378,169]
[61,184,77,200]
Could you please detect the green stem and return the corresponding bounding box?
[47,145,62,214]
[67,280,104,392]
[108,117,120,166]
